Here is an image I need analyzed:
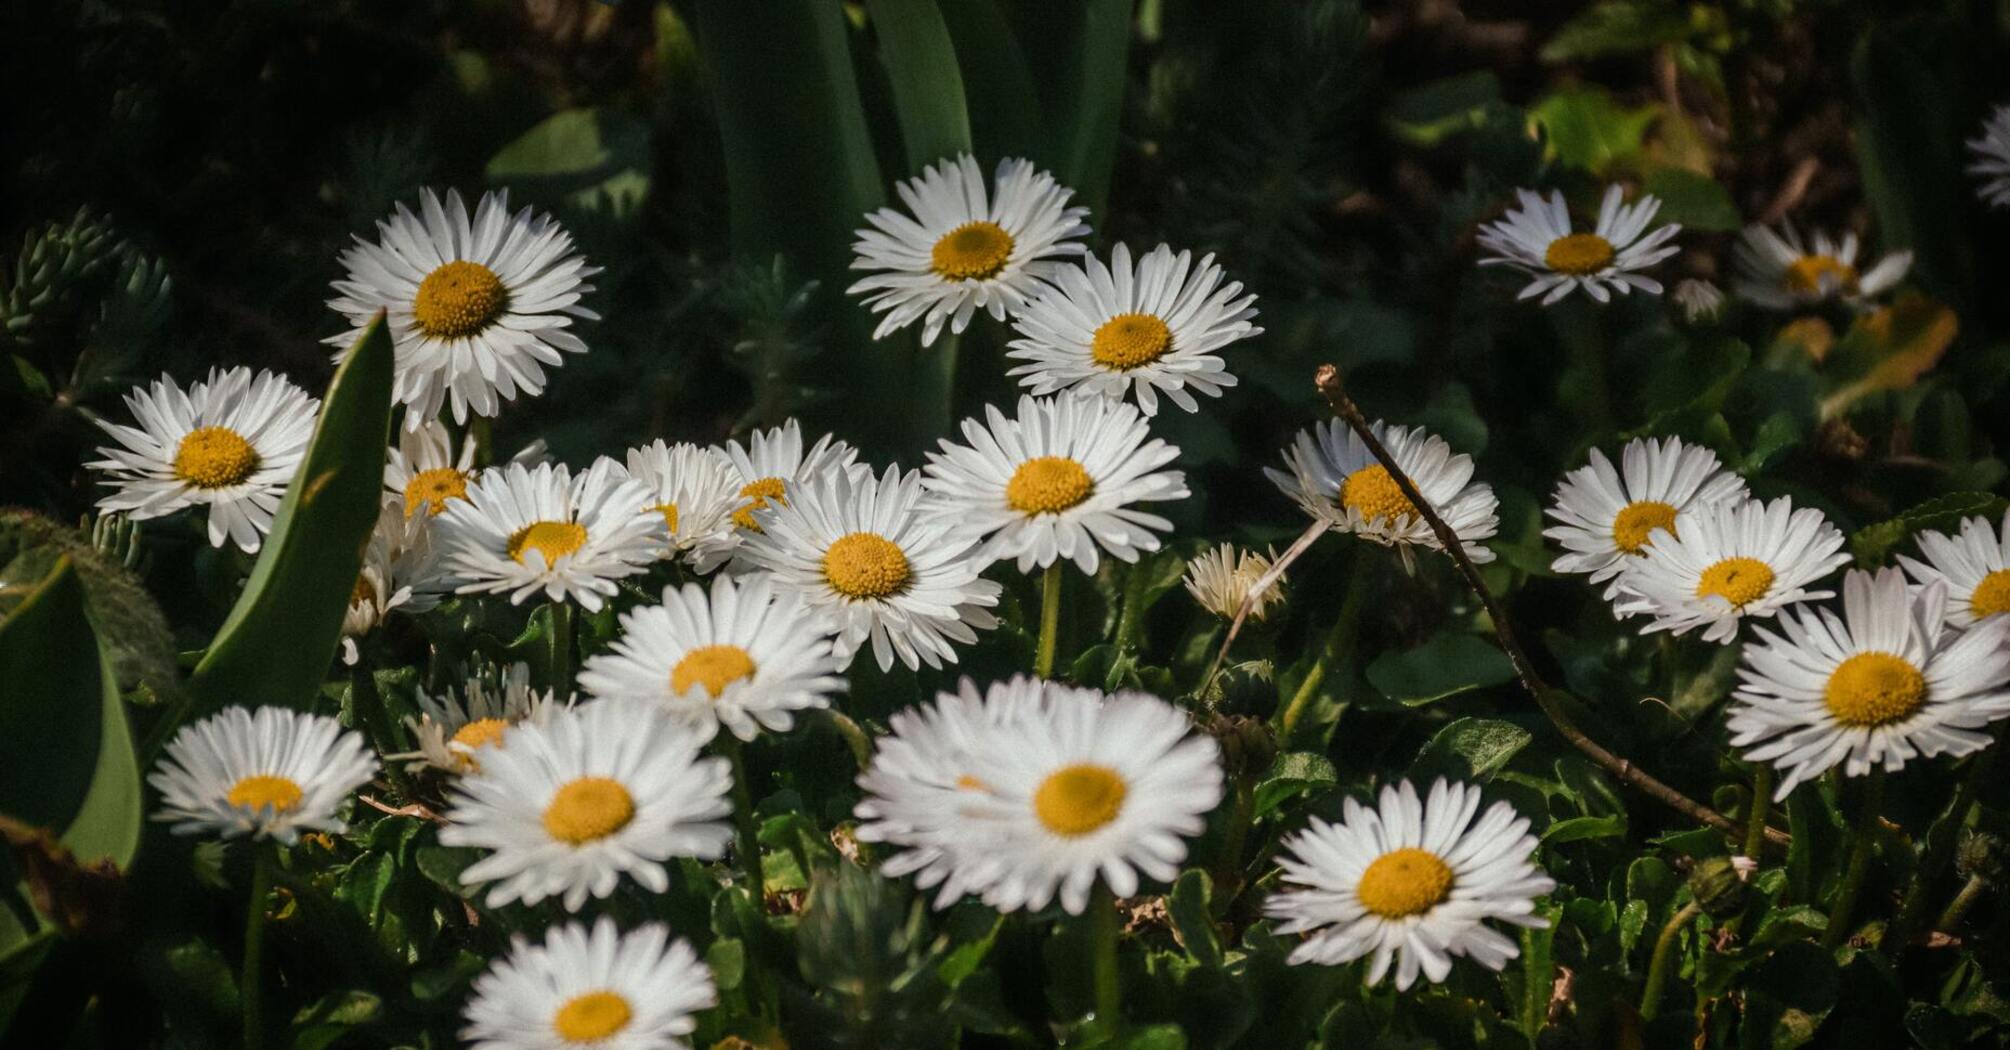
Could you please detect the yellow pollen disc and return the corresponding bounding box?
[1823,651,1927,727]
[542,777,635,845]
[173,426,260,489]
[507,520,587,566]
[823,532,912,599]
[671,644,757,698]
[226,774,304,814]
[403,467,470,516]
[552,990,633,1043]
[731,477,788,532]
[350,575,376,606]
[1356,847,1454,919]
[1971,570,2010,620]
[451,718,510,752]
[1340,465,1418,525]
[413,259,508,339]
[1091,312,1174,370]
[1543,233,1616,276]
[1611,500,1678,555]
[1005,456,1095,515]
[929,221,1014,281]
[1033,764,1128,837]
[1782,255,1859,296]
[1694,556,1775,608]
[654,502,680,533]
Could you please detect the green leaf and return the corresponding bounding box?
[186,317,393,716]
[289,990,381,1050]
[1641,167,1741,232]
[1850,492,2008,567]
[1529,86,1656,175]
[486,108,651,218]
[1009,0,1132,219]
[1366,633,1515,707]
[865,0,973,172]
[1253,751,1337,819]
[1167,870,1222,969]
[1410,718,1533,782]
[935,0,1045,160]
[1540,813,1626,845]
[1540,1,1693,63]
[1384,71,1501,146]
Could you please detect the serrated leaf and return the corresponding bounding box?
[1254,751,1337,819]
[1529,86,1656,175]
[1410,718,1532,782]
[1850,491,2009,567]
[1366,633,1515,707]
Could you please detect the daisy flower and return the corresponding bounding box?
[327,188,599,428]
[1264,419,1499,567]
[89,368,318,553]
[734,464,1002,672]
[1004,243,1261,415]
[1728,568,2010,798]
[577,574,846,743]
[462,916,714,1050]
[1672,279,1726,323]
[921,394,1188,575]
[1265,778,1554,991]
[1183,543,1287,621]
[1475,184,1681,305]
[398,663,566,776]
[1968,104,2010,208]
[616,440,739,562]
[691,420,864,573]
[1612,496,1850,644]
[150,706,377,844]
[1544,436,1750,598]
[847,154,1091,345]
[385,420,551,520]
[1898,510,2010,629]
[341,504,445,664]
[1731,222,1912,310]
[441,698,734,911]
[436,459,664,612]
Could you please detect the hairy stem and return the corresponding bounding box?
[1089,885,1122,1036]
[1823,770,1886,949]
[1743,764,1774,860]
[1036,562,1063,679]
[1936,873,1989,934]
[1639,900,1702,1021]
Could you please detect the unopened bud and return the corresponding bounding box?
[1957,829,2005,885]
[1687,855,1750,920]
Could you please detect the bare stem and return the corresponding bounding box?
[1036,563,1063,679]
[1639,900,1701,1021]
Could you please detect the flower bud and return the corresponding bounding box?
[1686,855,1750,920]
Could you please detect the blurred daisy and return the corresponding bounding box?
[691,420,864,573]
[89,368,317,553]
[736,465,1001,671]
[442,698,734,911]
[921,394,1188,575]
[1265,778,1554,991]
[341,504,445,664]
[1900,510,2010,628]
[1728,568,2010,798]
[1476,184,1681,305]
[848,154,1091,345]
[1968,105,2010,208]
[1672,279,1726,323]
[617,440,739,561]
[1613,496,1849,644]
[1732,223,1911,310]
[1544,436,1749,598]
[463,916,714,1050]
[1183,543,1287,621]
[327,188,599,428]
[384,420,550,520]
[1265,419,1499,568]
[151,706,377,844]
[577,574,846,743]
[398,663,565,776]
[436,460,663,611]
[1005,243,1261,415]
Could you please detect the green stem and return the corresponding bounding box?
[350,665,409,798]
[720,736,766,899]
[1277,659,1326,736]
[1277,559,1366,737]
[1936,874,1989,934]
[549,601,574,696]
[1035,563,1063,679]
[1089,885,1122,1036]
[242,845,276,1050]
[1211,779,1255,914]
[1822,770,1886,949]
[822,709,874,771]
[1743,765,1774,860]
[1890,733,2002,949]
[1639,900,1701,1021]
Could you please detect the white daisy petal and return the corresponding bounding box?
[394,662,569,776]
[1264,418,1498,564]
[462,916,715,1050]
[1475,185,1681,305]
[1545,436,1750,603]
[435,459,666,612]
[1970,104,2010,209]
[1611,495,1850,644]
[150,707,377,844]
[1731,220,1910,311]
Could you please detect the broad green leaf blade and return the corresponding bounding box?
[865,0,973,172]
[936,0,1045,160]
[188,316,394,714]
[1409,717,1533,782]
[1011,0,1132,217]
[1365,632,1515,707]
[485,108,652,218]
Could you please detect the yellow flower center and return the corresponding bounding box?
[1090,312,1173,370]
[413,260,508,339]
[552,990,633,1043]
[173,426,260,489]
[1823,651,1927,727]
[1340,465,1417,525]
[1782,255,1859,296]
[542,777,636,845]
[507,520,587,566]
[226,774,304,814]
[822,532,911,600]
[1543,233,1616,276]
[654,502,680,533]
[929,221,1014,281]
[671,644,758,698]
[1032,764,1128,837]
[1005,456,1095,515]
[451,718,510,752]
[403,467,470,516]
[1611,500,1678,555]
[1356,847,1454,919]
[1971,570,2010,620]
[1694,557,1775,608]
[731,477,787,532]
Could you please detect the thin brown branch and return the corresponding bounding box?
[1312,364,1790,847]
[1197,516,1328,697]
[358,794,445,824]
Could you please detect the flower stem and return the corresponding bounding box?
[1743,764,1774,860]
[1278,557,1366,737]
[1035,562,1063,679]
[548,601,574,695]
[720,736,766,900]
[1089,885,1122,1036]
[821,709,874,771]
[1822,770,1886,949]
[1639,900,1701,1021]
[349,665,410,798]
[242,844,277,1050]
[1890,731,2002,949]
[1937,873,1989,933]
